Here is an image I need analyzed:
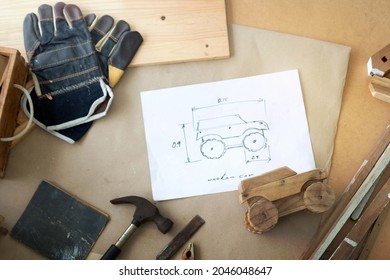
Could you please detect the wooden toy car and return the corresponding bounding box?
[239,166,335,234]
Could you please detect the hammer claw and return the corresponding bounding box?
[101,195,174,260]
[110,196,144,205]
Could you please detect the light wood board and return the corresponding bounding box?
[0,0,230,66]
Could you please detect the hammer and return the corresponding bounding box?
[101,196,173,260]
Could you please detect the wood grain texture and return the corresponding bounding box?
[358,203,390,259]
[245,197,278,234]
[239,166,297,207]
[239,169,327,203]
[369,75,390,103]
[0,0,230,66]
[303,182,335,213]
[321,159,390,259]
[330,177,390,259]
[240,168,335,234]
[0,55,9,87]
[0,47,28,177]
[302,135,390,259]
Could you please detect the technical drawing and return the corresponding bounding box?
[197,114,269,159]
[179,99,271,164]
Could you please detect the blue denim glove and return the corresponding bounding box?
[21,2,142,143]
[23,3,112,131]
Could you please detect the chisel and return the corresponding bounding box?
[156,214,205,260]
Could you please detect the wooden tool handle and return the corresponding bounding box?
[100,244,121,260]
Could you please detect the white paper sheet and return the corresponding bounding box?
[141,69,315,201]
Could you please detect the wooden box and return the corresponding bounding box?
[0,47,28,177]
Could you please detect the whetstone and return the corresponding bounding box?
[0,0,230,66]
[10,181,109,260]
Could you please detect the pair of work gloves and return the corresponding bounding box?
[21,2,143,143]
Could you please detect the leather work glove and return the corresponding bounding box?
[50,14,143,143]
[82,12,143,117]
[85,13,143,88]
[22,3,112,132]
[21,2,143,143]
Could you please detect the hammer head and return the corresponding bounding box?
[110,196,173,233]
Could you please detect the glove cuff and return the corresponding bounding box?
[22,79,114,132]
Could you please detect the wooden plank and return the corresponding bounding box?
[303,141,390,259]
[323,146,389,258]
[239,166,297,193]
[330,176,390,259]
[0,55,9,88]
[302,126,390,259]
[349,225,374,259]
[0,0,230,66]
[358,203,390,259]
[320,165,390,259]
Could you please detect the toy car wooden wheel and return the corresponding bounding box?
[245,197,278,234]
[303,181,335,213]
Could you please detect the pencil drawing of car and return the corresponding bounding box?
[195,114,269,159]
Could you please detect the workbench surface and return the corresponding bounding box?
[0,0,389,260]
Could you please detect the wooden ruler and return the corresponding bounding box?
[0,0,230,66]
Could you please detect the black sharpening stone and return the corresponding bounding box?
[10,181,109,260]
